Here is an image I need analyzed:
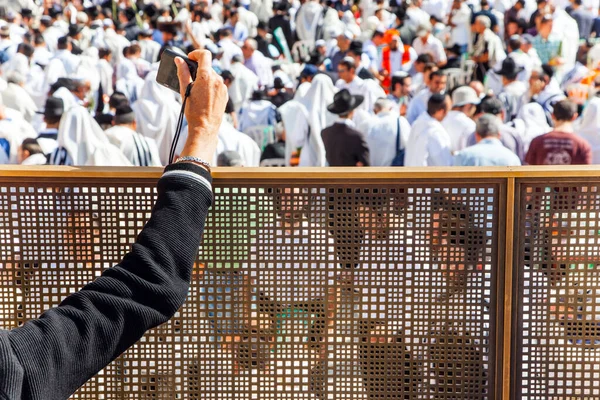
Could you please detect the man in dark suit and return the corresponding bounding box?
[321,89,370,166]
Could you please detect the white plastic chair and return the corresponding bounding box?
[290,40,314,63]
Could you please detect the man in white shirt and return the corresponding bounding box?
[241,38,273,88]
[405,69,447,124]
[412,21,447,67]
[218,28,244,70]
[442,86,479,153]
[367,98,412,166]
[223,8,249,44]
[405,92,453,166]
[336,57,386,114]
[448,0,471,53]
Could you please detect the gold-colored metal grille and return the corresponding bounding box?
[514,179,600,400]
[0,171,503,399]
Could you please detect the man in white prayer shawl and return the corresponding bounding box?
[1,71,38,123]
[49,36,81,77]
[102,19,130,66]
[215,120,261,167]
[116,58,145,105]
[295,0,323,44]
[228,56,260,112]
[48,87,131,166]
[104,106,162,167]
[295,73,338,167]
[574,96,600,164]
[132,70,184,165]
[97,48,114,99]
[278,100,310,166]
[250,0,274,23]
[335,57,386,115]
[0,97,37,164]
[238,91,278,134]
[138,29,162,64]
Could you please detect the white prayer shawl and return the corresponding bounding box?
[335,76,386,115]
[295,0,324,44]
[103,28,130,66]
[215,120,261,167]
[296,74,338,167]
[116,60,144,105]
[50,87,131,166]
[32,46,52,67]
[552,9,579,80]
[1,83,38,123]
[293,81,312,101]
[0,107,37,164]
[238,6,259,38]
[21,153,48,165]
[52,50,81,77]
[517,102,551,154]
[341,11,361,39]
[26,64,49,109]
[139,39,162,64]
[98,59,114,98]
[44,58,67,88]
[575,96,600,164]
[43,25,64,53]
[229,61,259,112]
[250,0,273,22]
[104,125,162,166]
[1,53,29,77]
[132,71,183,165]
[278,100,309,166]
[323,8,344,40]
[218,38,244,70]
[238,100,277,134]
[75,49,101,102]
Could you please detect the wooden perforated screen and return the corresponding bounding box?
[0,174,504,399]
[513,179,600,400]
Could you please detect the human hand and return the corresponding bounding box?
[175,49,228,164]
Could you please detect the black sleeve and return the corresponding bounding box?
[356,133,370,167]
[6,163,213,400]
[225,97,235,114]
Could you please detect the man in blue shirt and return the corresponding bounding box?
[454,114,521,166]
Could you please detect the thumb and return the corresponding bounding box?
[175,57,192,99]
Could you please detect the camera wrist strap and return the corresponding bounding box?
[169,82,194,164]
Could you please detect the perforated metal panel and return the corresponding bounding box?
[514,180,600,399]
[0,176,503,399]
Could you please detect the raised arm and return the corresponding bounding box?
[0,50,228,400]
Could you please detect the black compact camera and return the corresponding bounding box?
[156,48,198,93]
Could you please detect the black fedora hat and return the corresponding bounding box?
[36,96,64,118]
[327,89,364,115]
[494,57,524,79]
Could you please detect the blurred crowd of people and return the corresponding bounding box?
[2,0,600,167]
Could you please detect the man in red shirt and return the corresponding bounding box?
[525,99,592,165]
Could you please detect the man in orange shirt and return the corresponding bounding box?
[379,35,417,92]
